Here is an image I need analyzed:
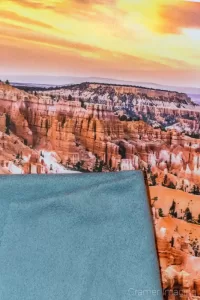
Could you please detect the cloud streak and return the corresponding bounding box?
[159,1,200,33]
[0,10,55,29]
[0,21,171,69]
[8,0,56,9]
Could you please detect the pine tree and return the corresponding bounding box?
[66,158,71,168]
[98,160,104,172]
[150,173,157,186]
[158,208,164,217]
[168,181,176,189]
[151,196,158,206]
[75,161,81,171]
[93,158,99,172]
[198,214,200,224]
[185,207,193,222]
[163,174,167,185]
[5,127,10,135]
[169,200,176,216]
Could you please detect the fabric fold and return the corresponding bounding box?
[0,171,162,300]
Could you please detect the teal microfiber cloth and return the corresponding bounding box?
[0,171,162,300]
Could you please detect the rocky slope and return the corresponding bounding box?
[42,82,194,105]
[38,82,200,136]
[0,81,200,185]
[153,208,200,299]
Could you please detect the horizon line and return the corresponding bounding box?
[0,74,199,90]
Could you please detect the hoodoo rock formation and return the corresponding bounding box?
[0,82,200,190]
[153,210,200,300]
[40,82,200,136]
[44,82,194,104]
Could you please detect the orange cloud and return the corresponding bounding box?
[159,1,200,33]
[8,0,55,9]
[0,10,55,29]
[52,0,116,19]
[9,0,115,14]
[0,22,108,56]
[74,0,115,3]
[0,20,178,73]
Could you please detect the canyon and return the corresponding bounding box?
[1,81,200,298]
[1,82,200,191]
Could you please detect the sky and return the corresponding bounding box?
[0,0,200,86]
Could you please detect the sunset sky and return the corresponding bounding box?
[0,0,200,86]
